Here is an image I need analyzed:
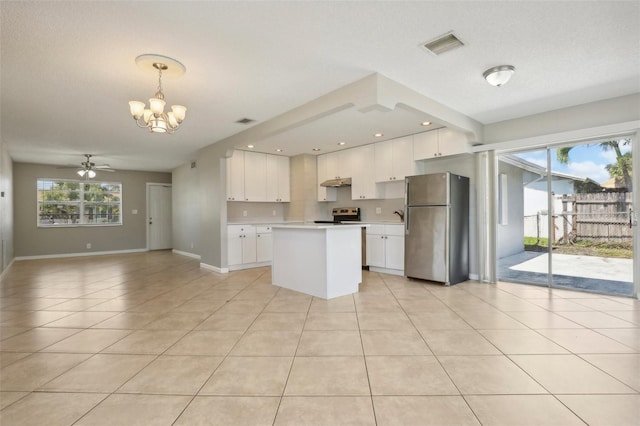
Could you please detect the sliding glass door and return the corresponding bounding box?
[497,138,635,297]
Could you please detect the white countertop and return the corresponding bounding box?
[271,223,369,230]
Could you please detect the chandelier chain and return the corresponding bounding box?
[155,65,165,100]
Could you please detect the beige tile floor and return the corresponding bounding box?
[0,251,638,425]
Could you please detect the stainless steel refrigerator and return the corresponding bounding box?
[404,172,469,285]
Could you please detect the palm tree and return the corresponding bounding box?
[556,138,632,191]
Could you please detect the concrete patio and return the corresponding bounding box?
[498,251,634,297]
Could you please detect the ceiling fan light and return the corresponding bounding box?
[77,169,86,177]
[171,105,186,122]
[483,65,515,87]
[128,101,145,119]
[87,170,96,178]
[149,97,166,115]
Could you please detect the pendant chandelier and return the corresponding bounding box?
[128,54,187,134]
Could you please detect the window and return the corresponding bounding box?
[37,179,122,227]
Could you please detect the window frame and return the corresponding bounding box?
[37,178,123,228]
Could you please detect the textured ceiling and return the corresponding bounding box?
[1,1,639,172]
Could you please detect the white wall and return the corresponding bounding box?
[172,162,200,256]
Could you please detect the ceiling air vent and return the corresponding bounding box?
[421,32,464,56]
[235,118,256,125]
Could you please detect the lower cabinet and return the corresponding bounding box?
[228,225,272,270]
[366,224,405,273]
[256,226,273,262]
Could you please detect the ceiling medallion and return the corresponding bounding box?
[128,54,187,134]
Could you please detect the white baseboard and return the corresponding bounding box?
[14,248,147,261]
[228,261,271,272]
[469,273,479,281]
[200,262,229,274]
[0,258,15,278]
[172,249,201,260]
[368,266,404,276]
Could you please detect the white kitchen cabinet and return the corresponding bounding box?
[227,150,290,202]
[366,224,404,272]
[413,128,469,160]
[243,151,267,202]
[316,154,338,202]
[226,150,245,201]
[256,225,273,262]
[351,144,379,200]
[228,225,257,266]
[323,150,354,179]
[374,136,415,182]
[266,155,290,202]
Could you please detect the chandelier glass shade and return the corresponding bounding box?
[129,60,187,134]
[77,169,96,178]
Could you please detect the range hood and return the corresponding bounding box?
[320,177,352,187]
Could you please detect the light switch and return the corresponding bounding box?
[243,210,248,217]
[376,207,382,214]
[132,209,138,215]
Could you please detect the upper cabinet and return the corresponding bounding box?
[226,150,245,201]
[374,136,415,182]
[266,154,290,202]
[227,150,290,202]
[413,128,469,160]
[351,144,379,200]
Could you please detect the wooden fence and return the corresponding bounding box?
[559,192,632,243]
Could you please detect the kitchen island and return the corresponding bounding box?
[271,223,366,299]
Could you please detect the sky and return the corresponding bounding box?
[514,140,633,184]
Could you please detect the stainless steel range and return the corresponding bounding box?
[314,207,361,224]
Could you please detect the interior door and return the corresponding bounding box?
[148,184,172,250]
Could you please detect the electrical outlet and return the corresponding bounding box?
[190,242,194,249]
[376,207,382,214]
[132,209,138,215]
[272,210,276,216]
[86,243,92,249]
[243,210,248,217]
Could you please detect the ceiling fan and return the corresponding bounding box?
[58,154,116,178]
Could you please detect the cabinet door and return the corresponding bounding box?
[324,151,341,179]
[276,155,290,202]
[366,233,386,267]
[351,145,378,199]
[244,152,267,202]
[437,128,469,157]
[241,228,257,264]
[226,150,245,201]
[413,130,439,160]
[317,155,337,202]
[337,149,354,179]
[265,155,279,202]
[374,140,394,182]
[391,136,414,181]
[385,235,405,270]
[256,232,272,262]
[227,233,243,266]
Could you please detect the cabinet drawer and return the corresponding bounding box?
[385,224,405,236]
[256,225,272,233]
[228,225,256,236]
[367,225,386,235]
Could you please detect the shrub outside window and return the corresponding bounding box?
[37,179,122,226]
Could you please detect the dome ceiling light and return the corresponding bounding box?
[483,65,515,87]
[128,54,187,134]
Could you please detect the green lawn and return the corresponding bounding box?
[524,237,632,259]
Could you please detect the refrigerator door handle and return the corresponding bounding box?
[405,207,410,235]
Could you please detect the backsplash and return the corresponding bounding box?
[227,202,285,223]
[323,186,405,222]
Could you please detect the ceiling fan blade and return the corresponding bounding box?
[94,165,113,169]
[97,168,116,172]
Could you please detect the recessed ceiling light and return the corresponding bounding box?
[337,142,346,146]
[275,149,283,152]
[312,148,321,152]
[420,121,432,126]
[247,144,254,148]
[374,133,384,138]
